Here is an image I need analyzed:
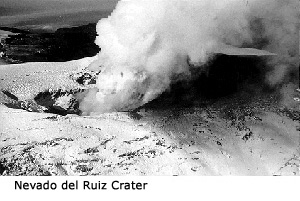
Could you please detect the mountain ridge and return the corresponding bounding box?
[0,23,99,63]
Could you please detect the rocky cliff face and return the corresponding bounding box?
[0,24,99,64]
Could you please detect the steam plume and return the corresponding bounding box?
[79,0,299,114]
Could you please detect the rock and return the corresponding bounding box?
[70,69,99,86]
[0,24,99,63]
[34,89,81,115]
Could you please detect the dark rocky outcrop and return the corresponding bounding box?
[0,23,99,63]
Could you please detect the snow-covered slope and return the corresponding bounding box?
[0,59,299,176]
[0,57,96,100]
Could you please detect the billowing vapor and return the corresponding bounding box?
[79,0,299,114]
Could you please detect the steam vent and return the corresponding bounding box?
[0,0,299,178]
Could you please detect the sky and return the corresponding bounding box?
[0,0,119,31]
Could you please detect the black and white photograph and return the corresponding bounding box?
[0,0,299,186]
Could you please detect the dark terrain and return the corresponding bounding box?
[0,24,99,63]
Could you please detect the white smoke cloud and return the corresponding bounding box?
[79,0,299,114]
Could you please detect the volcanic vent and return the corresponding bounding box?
[77,0,299,115]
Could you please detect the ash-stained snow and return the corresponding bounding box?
[0,59,299,176]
